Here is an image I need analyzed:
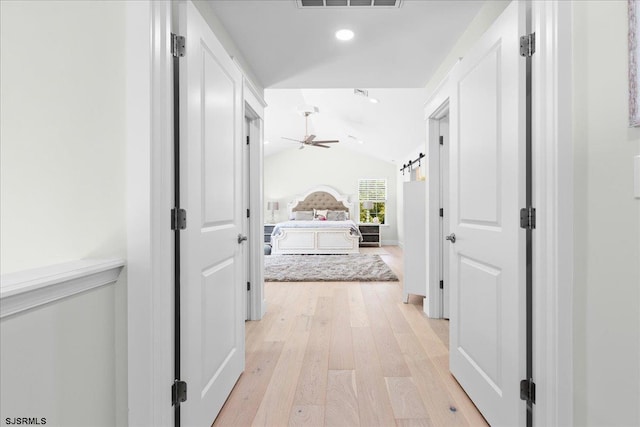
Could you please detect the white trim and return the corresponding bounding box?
[423,79,452,319]
[532,1,573,426]
[232,57,266,110]
[126,1,174,426]
[423,72,456,118]
[0,259,124,318]
[244,83,266,320]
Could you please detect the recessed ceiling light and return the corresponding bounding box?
[335,29,354,41]
[264,140,270,145]
[369,98,380,104]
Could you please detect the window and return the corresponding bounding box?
[358,178,387,224]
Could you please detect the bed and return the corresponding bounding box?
[270,186,362,255]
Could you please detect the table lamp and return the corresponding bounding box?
[362,200,374,223]
[267,201,279,223]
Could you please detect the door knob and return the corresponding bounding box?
[237,234,248,244]
[445,233,456,243]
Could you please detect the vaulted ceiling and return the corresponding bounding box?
[205,0,486,161]
[264,88,428,162]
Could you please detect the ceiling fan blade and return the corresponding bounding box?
[312,144,331,149]
[282,137,303,142]
[313,140,339,144]
[304,134,316,143]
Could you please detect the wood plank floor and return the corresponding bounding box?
[214,246,487,427]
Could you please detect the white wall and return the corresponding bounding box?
[264,145,398,244]
[0,1,127,425]
[572,2,640,425]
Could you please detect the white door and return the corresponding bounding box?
[439,115,450,319]
[448,1,526,426]
[179,2,245,425]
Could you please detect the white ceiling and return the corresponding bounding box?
[206,0,486,162]
[264,88,428,163]
[207,0,484,88]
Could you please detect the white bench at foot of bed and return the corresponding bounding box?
[271,228,360,255]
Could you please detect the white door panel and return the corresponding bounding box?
[449,1,526,426]
[180,2,244,425]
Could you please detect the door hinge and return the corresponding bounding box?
[439,208,444,217]
[171,33,186,58]
[520,207,536,230]
[247,209,250,218]
[247,282,251,291]
[520,33,535,57]
[246,135,250,145]
[439,135,444,145]
[171,208,187,230]
[520,378,536,404]
[439,280,444,290]
[172,379,187,406]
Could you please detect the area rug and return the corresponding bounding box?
[264,254,399,282]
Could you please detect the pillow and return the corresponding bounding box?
[314,209,328,219]
[327,210,347,221]
[293,210,314,221]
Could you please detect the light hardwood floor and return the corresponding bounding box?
[213,246,487,427]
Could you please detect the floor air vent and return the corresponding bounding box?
[298,0,401,8]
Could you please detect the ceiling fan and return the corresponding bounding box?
[282,109,339,149]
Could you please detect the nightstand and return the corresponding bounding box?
[358,223,381,247]
[264,224,275,244]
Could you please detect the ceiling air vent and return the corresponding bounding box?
[298,0,401,8]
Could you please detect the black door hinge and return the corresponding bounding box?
[171,33,185,58]
[520,378,536,404]
[171,208,187,230]
[247,209,250,218]
[172,379,187,406]
[439,208,444,217]
[439,135,444,145]
[247,282,251,291]
[246,135,250,145]
[520,33,535,57]
[520,207,536,230]
[439,280,444,290]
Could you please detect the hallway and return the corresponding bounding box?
[213,247,487,426]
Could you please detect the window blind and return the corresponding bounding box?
[358,179,387,202]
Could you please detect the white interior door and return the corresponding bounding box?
[448,1,526,426]
[179,2,245,425]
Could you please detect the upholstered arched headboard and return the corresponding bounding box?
[287,186,355,220]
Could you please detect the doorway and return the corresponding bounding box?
[244,105,264,321]
[437,113,450,320]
